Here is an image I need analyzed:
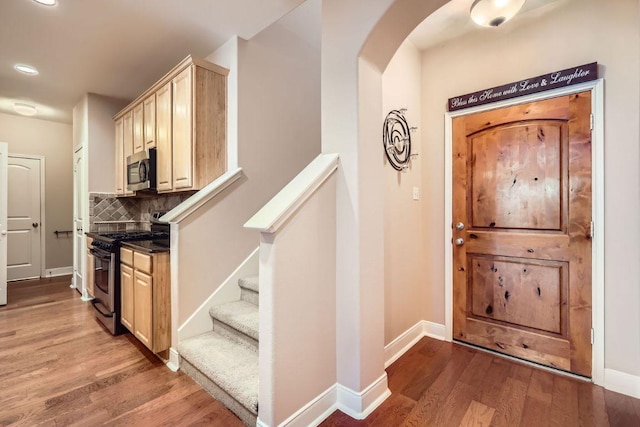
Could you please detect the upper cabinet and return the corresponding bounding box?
[114,55,228,196]
[143,94,156,149]
[132,103,144,153]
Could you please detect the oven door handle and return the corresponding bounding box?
[91,299,114,318]
[90,247,112,260]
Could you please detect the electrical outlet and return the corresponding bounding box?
[412,186,420,200]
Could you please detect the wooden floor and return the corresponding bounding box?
[321,338,640,427]
[2,277,639,426]
[0,276,244,427]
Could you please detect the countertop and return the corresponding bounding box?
[121,240,170,254]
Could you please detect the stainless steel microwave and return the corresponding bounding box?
[126,148,156,191]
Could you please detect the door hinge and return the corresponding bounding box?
[591,328,594,345]
[590,113,594,130]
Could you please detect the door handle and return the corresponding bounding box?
[455,238,465,246]
[0,230,6,236]
[32,222,39,228]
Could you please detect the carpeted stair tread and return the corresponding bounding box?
[178,331,258,415]
[210,300,259,341]
[238,275,259,293]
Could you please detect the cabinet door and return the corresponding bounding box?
[143,94,156,149]
[156,82,173,192]
[123,111,135,196]
[172,66,193,190]
[133,103,144,153]
[134,270,153,350]
[114,118,124,195]
[121,264,134,332]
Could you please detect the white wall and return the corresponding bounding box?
[381,39,428,345]
[177,0,321,326]
[0,112,73,269]
[86,94,127,193]
[417,0,639,377]
[258,172,337,426]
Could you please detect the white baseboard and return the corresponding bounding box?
[166,347,180,372]
[177,247,259,341]
[336,373,391,420]
[384,320,446,368]
[604,368,640,399]
[44,266,73,278]
[280,385,337,427]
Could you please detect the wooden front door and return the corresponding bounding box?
[452,92,592,377]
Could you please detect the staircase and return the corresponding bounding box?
[178,276,260,425]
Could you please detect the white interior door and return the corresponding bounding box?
[7,155,42,281]
[73,148,85,294]
[0,143,8,304]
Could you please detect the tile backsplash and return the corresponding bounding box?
[89,192,194,232]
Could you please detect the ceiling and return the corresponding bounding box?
[0,0,304,123]
[0,0,564,125]
[408,0,567,51]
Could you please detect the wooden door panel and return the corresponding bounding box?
[469,255,567,335]
[453,92,592,377]
[464,318,571,371]
[470,122,565,231]
[464,232,570,261]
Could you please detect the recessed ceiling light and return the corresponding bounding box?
[33,0,57,5]
[14,64,39,76]
[13,103,38,116]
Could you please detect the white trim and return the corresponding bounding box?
[257,419,269,427]
[336,373,391,420]
[0,142,7,306]
[384,321,446,368]
[444,79,605,384]
[384,321,425,368]
[604,369,640,399]
[8,154,46,280]
[177,247,259,341]
[166,347,180,372]
[44,266,73,277]
[244,154,339,233]
[278,385,338,427]
[161,167,243,224]
[590,79,605,386]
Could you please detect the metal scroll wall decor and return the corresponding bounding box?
[383,109,418,171]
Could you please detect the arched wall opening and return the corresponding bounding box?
[346,0,639,400]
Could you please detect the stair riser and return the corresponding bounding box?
[213,320,259,351]
[240,288,259,306]
[180,358,257,426]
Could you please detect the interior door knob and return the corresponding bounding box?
[32,222,38,228]
[455,222,465,230]
[455,238,465,246]
[0,230,6,236]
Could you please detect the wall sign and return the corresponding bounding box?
[448,62,598,111]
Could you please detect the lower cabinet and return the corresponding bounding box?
[120,247,170,353]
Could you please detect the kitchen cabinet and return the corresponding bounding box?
[133,103,144,153]
[115,117,125,195]
[116,111,135,196]
[120,246,170,353]
[156,82,172,192]
[85,237,94,298]
[143,94,156,149]
[114,55,228,194]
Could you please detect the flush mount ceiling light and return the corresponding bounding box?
[33,0,57,5]
[470,0,526,27]
[13,103,38,116]
[14,64,39,75]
